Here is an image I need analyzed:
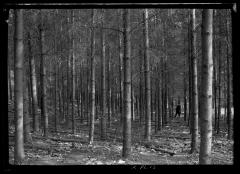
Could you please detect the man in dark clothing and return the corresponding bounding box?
[175,104,181,117]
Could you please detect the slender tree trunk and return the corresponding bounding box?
[23,33,32,144]
[168,88,172,120]
[150,78,153,122]
[58,63,63,125]
[155,79,158,133]
[139,46,143,126]
[213,10,218,133]
[65,13,71,128]
[184,74,187,122]
[71,10,76,134]
[112,77,116,115]
[163,60,168,125]
[188,10,192,129]
[190,9,198,153]
[8,56,13,101]
[162,18,168,126]
[131,58,135,122]
[87,58,91,126]
[183,32,187,122]
[143,9,151,142]
[54,51,58,132]
[224,64,227,124]
[14,9,25,164]
[80,64,84,123]
[118,10,123,124]
[160,33,164,129]
[27,31,39,133]
[199,9,213,164]
[59,19,64,123]
[89,9,96,144]
[101,9,107,139]
[107,47,111,128]
[66,57,69,126]
[158,68,162,130]
[122,9,131,158]
[217,12,222,135]
[161,57,164,128]
[171,96,174,119]
[39,10,48,137]
[131,88,135,121]
[23,64,32,144]
[76,69,80,123]
[226,15,232,140]
[54,11,58,133]
[61,70,65,122]
[27,76,32,121]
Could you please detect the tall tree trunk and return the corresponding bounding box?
[163,58,168,126]
[213,10,218,133]
[76,68,80,123]
[139,46,143,126]
[59,19,64,123]
[188,10,192,129]
[160,34,165,129]
[162,18,168,126]
[71,10,76,134]
[39,10,48,137]
[226,13,232,140]
[217,11,222,135]
[101,9,107,139]
[27,31,39,133]
[66,12,71,128]
[85,60,89,124]
[14,9,25,164]
[183,31,187,122]
[118,10,123,124]
[58,63,62,126]
[8,56,13,101]
[150,76,153,122]
[131,58,135,122]
[80,64,84,123]
[143,9,151,142]
[23,33,32,144]
[66,57,69,126]
[27,76,32,123]
[122,9,131,158]
[155,77,158,133]
[89,9,96,144]
[199,9,213,164]
[184,69,187,122]
[23,64,32,144]
[131,88,135,121]
[107,46,111,128]
[158,67,162,130]
[61,70,65,122]
[54,10,58,133]
[190,9,198,153]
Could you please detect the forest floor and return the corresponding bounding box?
[8,102,233,165]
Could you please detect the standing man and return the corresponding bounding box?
[175,99,181,117]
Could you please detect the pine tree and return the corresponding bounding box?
[39,10,48,137]
[143,9,151,142]
[89,9,96,144]
[122,9,132,158]
[190,9,199,154]
[199,9,213,164]
[14,9,25,164]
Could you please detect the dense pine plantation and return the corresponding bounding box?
[7,7,234,165]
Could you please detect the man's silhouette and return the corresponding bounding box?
[175,104,181,117]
